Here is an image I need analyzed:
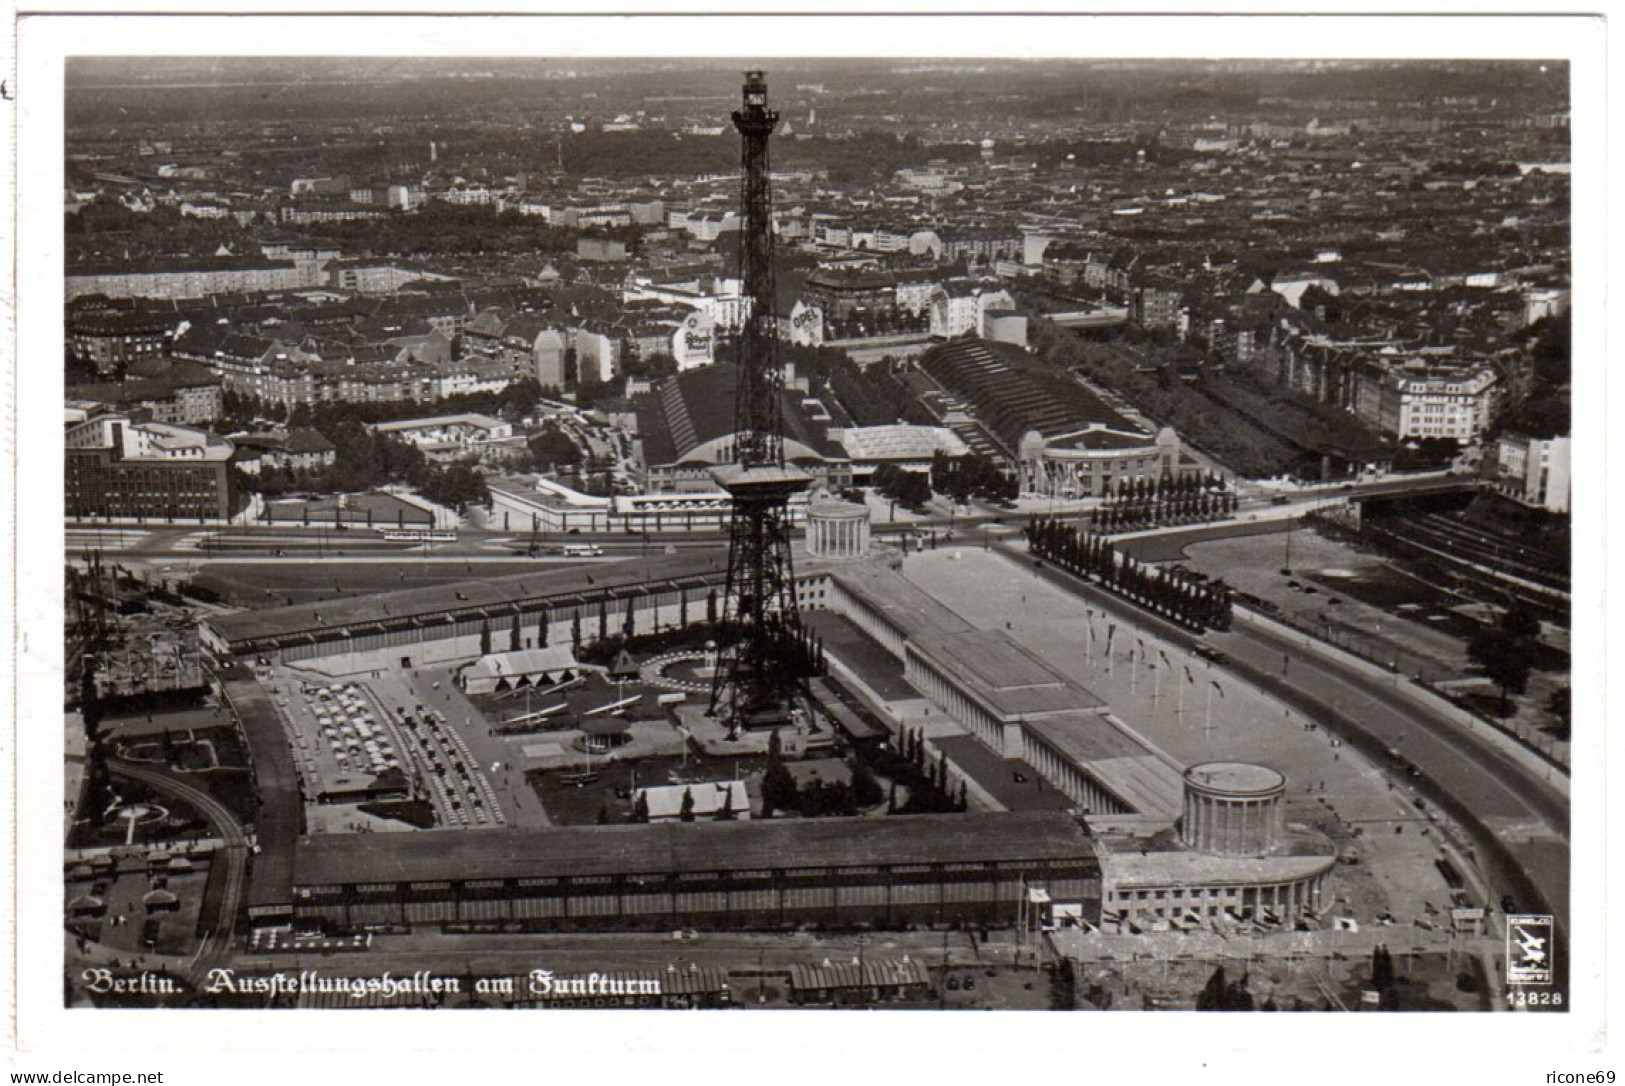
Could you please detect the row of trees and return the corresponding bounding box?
[879,727,968,816]
[1089,475,1239,533]
[1104,471,1227,503]
[1089,492,1238,533]
[1026,517,1234,632]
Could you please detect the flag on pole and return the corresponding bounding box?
[1159,649,1170,667]
[1211,680,1224,698]
[1184,665,1195,684]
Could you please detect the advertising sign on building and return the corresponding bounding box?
[673,311,716,371]
[790,300,824,346]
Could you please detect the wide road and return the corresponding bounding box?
[108,759,250,984]
[65,475,1465,561]
[1004,539,1569,938]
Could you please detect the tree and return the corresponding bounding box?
[478,620,492,656]
[1371,943,1395,991]
[1499,602,1542,643]
[632,791,649,823]
[528,426,583,472]
[761,736,799,818]
[849,760,884,808]
[1468,626,1533,716]
[1196,966,1229,1011]
[509,613,522,652]
[716,787,737,821]
[1196,965,1256,1010]
[596,802,611,825]
[679,786,696,823]
[1547,685,1572,740]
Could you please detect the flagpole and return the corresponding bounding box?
[1205,682,1214,744]
[1129,649,1137,696]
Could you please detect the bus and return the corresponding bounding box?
[378,528,458,543]
[561,543,604,557]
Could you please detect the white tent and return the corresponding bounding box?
[634,781,750,822]
[463,645,581,696]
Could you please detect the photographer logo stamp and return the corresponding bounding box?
[1506,914,1554,986]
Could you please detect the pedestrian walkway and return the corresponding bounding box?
[66,527,151,551]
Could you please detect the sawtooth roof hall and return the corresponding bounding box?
[631,362,851,491]
[916,337,1184,498]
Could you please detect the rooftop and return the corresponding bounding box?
[293,810,1095,886]
[838,424,969,462]
[909,627,1106,719]
[918,337,1145,453]
[827,563,974,644]
[206,549,724,650]
[634,363,847,468]
[371,413,509,433]
[1098,827,1336,890]
[1183,761,1287,797]
[1023,716,1185,822]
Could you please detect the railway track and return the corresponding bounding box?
[108,759,249,985]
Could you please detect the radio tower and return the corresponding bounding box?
[709,70,821,736]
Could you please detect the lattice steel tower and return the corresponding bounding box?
[709,70,821,734]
